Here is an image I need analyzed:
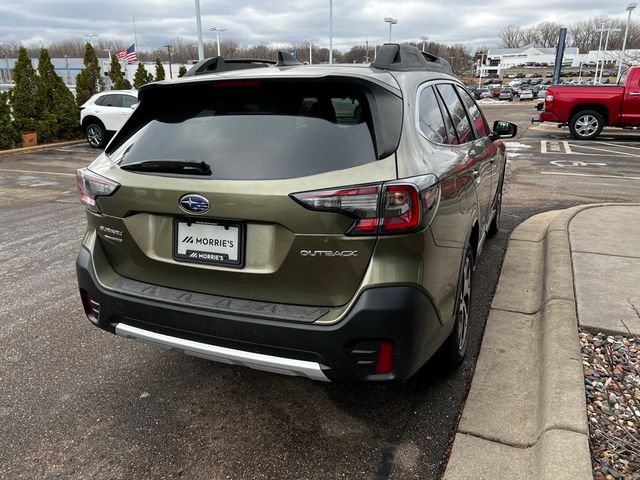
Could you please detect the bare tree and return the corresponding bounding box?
[499,25,523,48]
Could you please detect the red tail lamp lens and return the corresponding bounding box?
[380,185,420,232]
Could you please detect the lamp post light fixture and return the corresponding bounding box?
[210,27,227,57]
[420,35,429,52]
[617,2,638,82]
[384,17,398,43]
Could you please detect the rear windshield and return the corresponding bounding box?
[112,78,401,180]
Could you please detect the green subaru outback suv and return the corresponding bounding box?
[76,44,516,382]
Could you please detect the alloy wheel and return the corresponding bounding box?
[87,126,103,147]
[574,114,599,137]
[457,255,471,352]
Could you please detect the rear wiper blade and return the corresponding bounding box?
[121,160,212,176]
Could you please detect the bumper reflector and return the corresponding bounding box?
[375,341,393,374]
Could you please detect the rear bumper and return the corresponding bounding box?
[76,247,446,382]
[539,110,562,123]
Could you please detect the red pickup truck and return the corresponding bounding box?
[538,66,640,139]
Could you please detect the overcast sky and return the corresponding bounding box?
[0,1,633,52]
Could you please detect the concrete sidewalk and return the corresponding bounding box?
[443,204,640,480]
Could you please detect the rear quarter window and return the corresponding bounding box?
[417,85,449,144]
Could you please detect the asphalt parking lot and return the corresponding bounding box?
[1,102,639,480]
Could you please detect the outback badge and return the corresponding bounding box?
[179,194,210,214]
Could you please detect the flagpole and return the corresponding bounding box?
[132,16,139,60]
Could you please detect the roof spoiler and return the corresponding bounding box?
[184,57,276,76]
[371,44,454,75]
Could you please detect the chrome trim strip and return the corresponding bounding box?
[115,323,330,382]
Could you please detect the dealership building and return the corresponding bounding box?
[477,44,640,77]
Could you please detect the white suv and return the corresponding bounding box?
[80,90,138,148]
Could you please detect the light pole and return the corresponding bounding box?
[384,18,398,43]
[617,2,638,82]
[329,0,333,64]
[420,35,429,52]
[210,27,227,57]
[164,44,173,79]
[64,54,71,85]
[308,39,313,65]
[194,0,204,60]
[477,51,485,88]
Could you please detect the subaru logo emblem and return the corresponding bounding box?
[179,194,210,214]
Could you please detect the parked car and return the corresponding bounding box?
[537,88,547,99]
[479,90,492,99]
[80,90,138,148]
[539,66,640,139]
[75,45,516,382]
[473,87,490,100]
[498,88,514,101]
[519,89,534,101]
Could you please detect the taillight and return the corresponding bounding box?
[76,168,120,213]
[291,176,439,235]
[545,94,554,102]
[380,185,420,232]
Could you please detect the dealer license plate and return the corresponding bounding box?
[174,219,244,267]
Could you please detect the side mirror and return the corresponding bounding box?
[491,120,517,140]
[131,103,138,110]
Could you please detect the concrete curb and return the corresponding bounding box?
[0,139,85,157]
[443,205,595,480]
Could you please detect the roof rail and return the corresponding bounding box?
[183,57,275,77]
[371,44,454,75]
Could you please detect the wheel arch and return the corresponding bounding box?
[568,103,609,124]
[81,115,106,133]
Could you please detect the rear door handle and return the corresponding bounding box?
[629,91,640,96]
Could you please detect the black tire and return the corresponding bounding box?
[568,110,604,140]
[85,122,106,148]
[487,173,503,238]
[445,247,474,367]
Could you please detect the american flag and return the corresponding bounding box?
[115,44,138,63]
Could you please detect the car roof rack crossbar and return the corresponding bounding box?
[371,44,454,75]
[183,57,276,76]
[275,51,302,67]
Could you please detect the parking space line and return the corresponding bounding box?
[565,143,637,157]
[563,141,572,154]
[540,171,640,181]
[0,168,75,177]
[541,141,547,154]
[592,141,640,151]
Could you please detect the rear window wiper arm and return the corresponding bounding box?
[120,160,212,176]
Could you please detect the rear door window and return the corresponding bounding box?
[100,94,122,107]
[436,84,475,144]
